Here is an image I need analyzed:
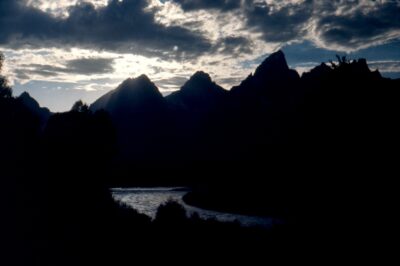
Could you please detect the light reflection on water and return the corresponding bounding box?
[111,187,280,228]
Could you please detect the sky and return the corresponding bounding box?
[0,0,399,112]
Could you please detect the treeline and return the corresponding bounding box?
[1,53,117,265]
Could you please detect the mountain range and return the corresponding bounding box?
[16,50,400,182]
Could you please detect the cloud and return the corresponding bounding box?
[312,1,400,51]
[0,0,211,58]
[245,0,400,51]
[153,75,188,90]
[16,57,115,79]
[170,0,241,11]
[66,58,114,74]
[368,60,400,74]
[244,0,312,43]
[214,36,253,55]
[4,0,398,58]
[168,0,400,52]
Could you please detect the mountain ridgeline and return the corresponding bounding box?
[88,50,399,185]
[2,50,399,211]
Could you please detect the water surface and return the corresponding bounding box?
[111,187,280,228]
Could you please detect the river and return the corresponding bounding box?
[111,187,281,228]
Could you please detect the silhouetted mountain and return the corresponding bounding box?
[165,71,229,164]
[173,52,400,235]
[17,91,51,127]
[90,75,170,168]
[231,50,300,108]
[91,74,165,114]
[85,50,400,185]
[166,71,228,115]
[229,50,302,123]
[214,50,303,162]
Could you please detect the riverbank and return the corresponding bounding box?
[111,187,278,228]
[182,189,292,219]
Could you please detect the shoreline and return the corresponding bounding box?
[182,191,285,219]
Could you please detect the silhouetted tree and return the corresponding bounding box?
[336,54,350,65]
[155,200,187,224]
[71,99,90,113]
[0,52,12,98]
[328,59,338,69]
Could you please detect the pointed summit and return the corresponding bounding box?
[117,74,159,95]
[180,71,225,94]
[230,50,300,107]
[254,50,289,77]
[301,62,332,80]
[18,91,49,114]
[90,74,164,114]
[134,74,153,86]
[19,91,38,106]
[137,74,151,81]
[17,91,51,124]
[353,58,371,74]
[187,71,212,84]
[19,91,31,99]
[166,71,227,113]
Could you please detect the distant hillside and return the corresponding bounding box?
[17,91,51,127]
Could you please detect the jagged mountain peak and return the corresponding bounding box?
[177,71,227,96]
[118,74,157,92]
[17,91,51,124]
[19,91,42,106]
[254,50,289,77]
[181,71,221,92]
[90,74,164,113]
[231,50,299,96]
[134,74,152,84]
[301,62,332,79]
[18,91,44,110]
[352,58,371,73]
[166,71,227,113]
[19,91,32,98]
[188,71,212,83]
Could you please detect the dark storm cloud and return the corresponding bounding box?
[244,0,400,50]
[0,0,211,58]
[66,58,114,74]
[214,36,253,55]
[17,58,115,79]
[172,0,400,51]
[170,0,241,11]
[15,69,30,80]
[1,0,400,58]
[314,1,400,49]
[243,0,313,43]
[170,0,313,43]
